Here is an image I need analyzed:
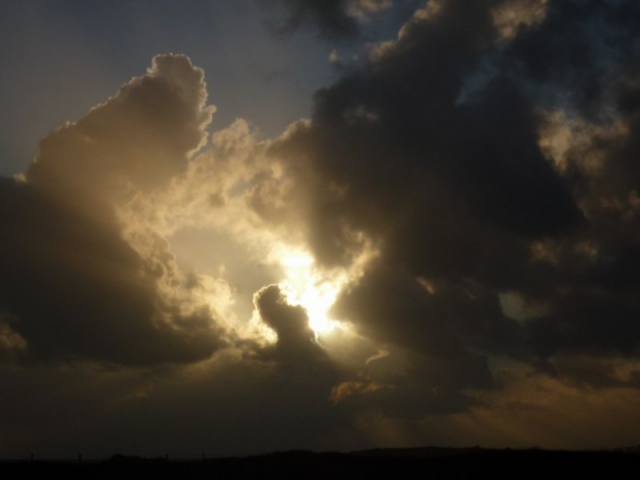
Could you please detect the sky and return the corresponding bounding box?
[2,0,640,459]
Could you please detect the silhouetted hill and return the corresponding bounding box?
[353,445,487,458]
[1,447,638,478]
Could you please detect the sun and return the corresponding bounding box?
[269,240,377,338]
[276,249,343,335]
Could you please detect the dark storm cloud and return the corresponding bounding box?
[254,284,336,372]
[269,0,359,38]
[0,55,225,365]
[332,261,521,360]
[501,0,640,120]
[329,261,515,416]
[263,0,398,39]
[273,0,580,268]
[268,0,640,395]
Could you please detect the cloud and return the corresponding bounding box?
[4,0,640,456]
[27,54,214,201]
[264,0,398,39]
[347,0,393,21]
[0,55,225,366]
[254,284,328,363]
[267,0,640,401]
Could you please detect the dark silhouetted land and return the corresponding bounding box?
[1,447,639,478]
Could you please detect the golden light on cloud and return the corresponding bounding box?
[276,248,344,335]
[271,242,377,337]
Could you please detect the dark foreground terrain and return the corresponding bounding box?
[1,447,639,478]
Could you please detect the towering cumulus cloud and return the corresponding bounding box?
[0,55,223,365]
